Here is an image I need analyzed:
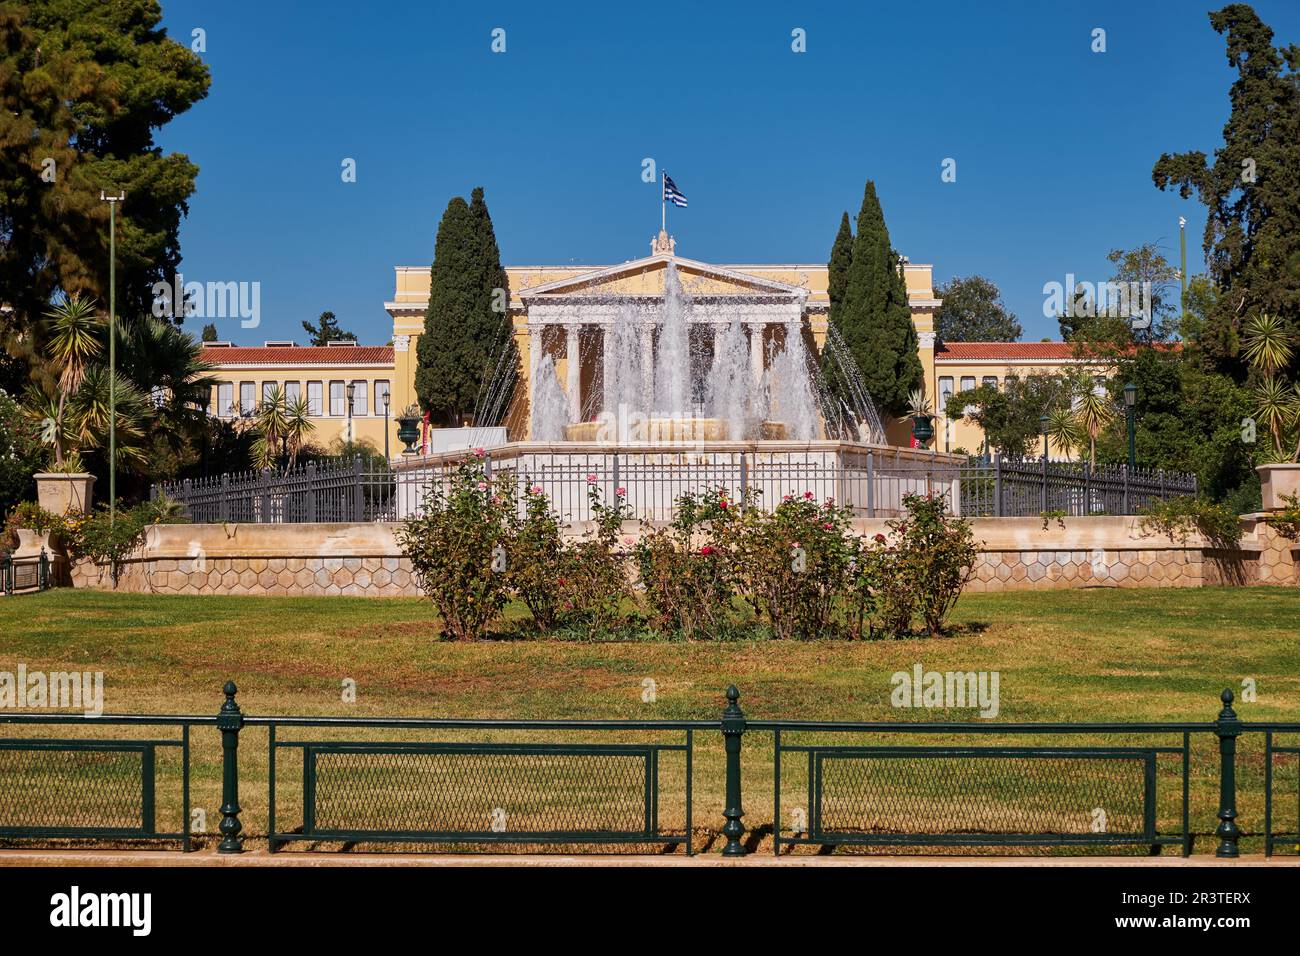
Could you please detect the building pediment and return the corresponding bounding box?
[517,252,809,302]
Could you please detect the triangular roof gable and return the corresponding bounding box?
[516,254,808,299]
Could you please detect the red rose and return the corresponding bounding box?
[874,533,886,543]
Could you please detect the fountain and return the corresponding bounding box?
[544,261,856,443]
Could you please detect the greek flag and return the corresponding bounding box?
[663,173,688,208]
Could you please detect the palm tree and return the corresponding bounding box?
[1074,389,1116,466]
[119,317,217,455]
[1253,375,1292,457]
[1046,406,1082,459]
[1242,313,1292,376]
[67,365,150,468]
[1242,313,1297,457]
[41,294,103,467]
[251,386,315,469]
[283,394,315,469]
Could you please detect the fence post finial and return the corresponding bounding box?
[1214,688,1242,859]
[721,685,748,856]
[217,681,245,853]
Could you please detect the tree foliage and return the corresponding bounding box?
[415,188,512,425]
[1152,4,1300,374]
[934,275,1022,343]
[0,1,209,346]
[300,310,356,346]
[831,182,923,415]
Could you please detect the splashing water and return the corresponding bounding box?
[530,354,569,441]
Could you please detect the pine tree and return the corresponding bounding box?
[1153,4,1300,376]
[835,181,922,414]
[415,188,511,425]
[301,311,356,346]
[935,276,1022,342]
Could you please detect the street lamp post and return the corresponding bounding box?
[1039,414,1050,514]
[100,190,125,522]
[1124,382,1138,469]
[345,382,355,448]
[382,391,390,461]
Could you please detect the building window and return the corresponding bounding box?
[262,382,277,407]
[374,380,390,416]
[960,376,976,393]
[938,376,954,413]
[307,381,323,416]
[217,382,234,418]
[329,380,345,417]
[285,381,302,406]
[239,381,255,417]
[982,376,998,389]
[351,380,368,416]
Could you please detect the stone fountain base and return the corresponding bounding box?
[562,417,788,442]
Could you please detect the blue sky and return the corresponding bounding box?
[155,0,1300,344]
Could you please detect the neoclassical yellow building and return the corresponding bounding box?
[202,233,1096,457]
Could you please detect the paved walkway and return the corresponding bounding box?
[1,849,1296,867]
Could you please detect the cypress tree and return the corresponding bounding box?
[416,189,508,425]
[827,211,853,317]
[836,181,922,414]
[470,187,517,422]
[820,212,855,418]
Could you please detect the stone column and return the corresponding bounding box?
[748,322,765,384]
[639,323,655,413]
[565,323,581,423]
[601,322,615,415]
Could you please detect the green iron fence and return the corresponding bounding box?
[0,684,1296,857]
[1,550,50,596]
[262,715,693,852]
[0,715,199,850]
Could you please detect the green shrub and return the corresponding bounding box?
[396,453,514,641]
[723,490,856,640]
[896,493,978,634]
[632,489,736,640]
[556,480,631,636]
[1139,495,1243,548]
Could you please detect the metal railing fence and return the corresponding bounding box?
[0,686,1294,857]
[154,448,1197,524]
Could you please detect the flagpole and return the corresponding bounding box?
[661,170,666,233]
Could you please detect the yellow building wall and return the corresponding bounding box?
[206,365,401,454]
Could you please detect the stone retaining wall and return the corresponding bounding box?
[68,515,1299,597]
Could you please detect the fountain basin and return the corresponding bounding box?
[563,417,789,442]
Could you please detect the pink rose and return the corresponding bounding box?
[530,485,543,495]
[586,474,597,484]
[474,447,486,458]
[803,491,814,500]
[823,522,833,530]
[476,481,488,491]
[616,487,626,496]
[782,494,792,502]
[699,545,715,556]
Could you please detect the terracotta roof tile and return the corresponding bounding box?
[201,346,394,366]
[936,342,1076,360]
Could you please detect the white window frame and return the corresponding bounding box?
[307,381,323,416]
[329,380,345,417]
[351,379,368,417]
[217,382,234,418]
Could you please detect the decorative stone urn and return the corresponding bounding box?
[13,528,51,558]
[34,472,95,515]
[1257,463,1300,511]
[396,417,422,455]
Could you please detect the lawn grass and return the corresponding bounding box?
[1,587,1298,855]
